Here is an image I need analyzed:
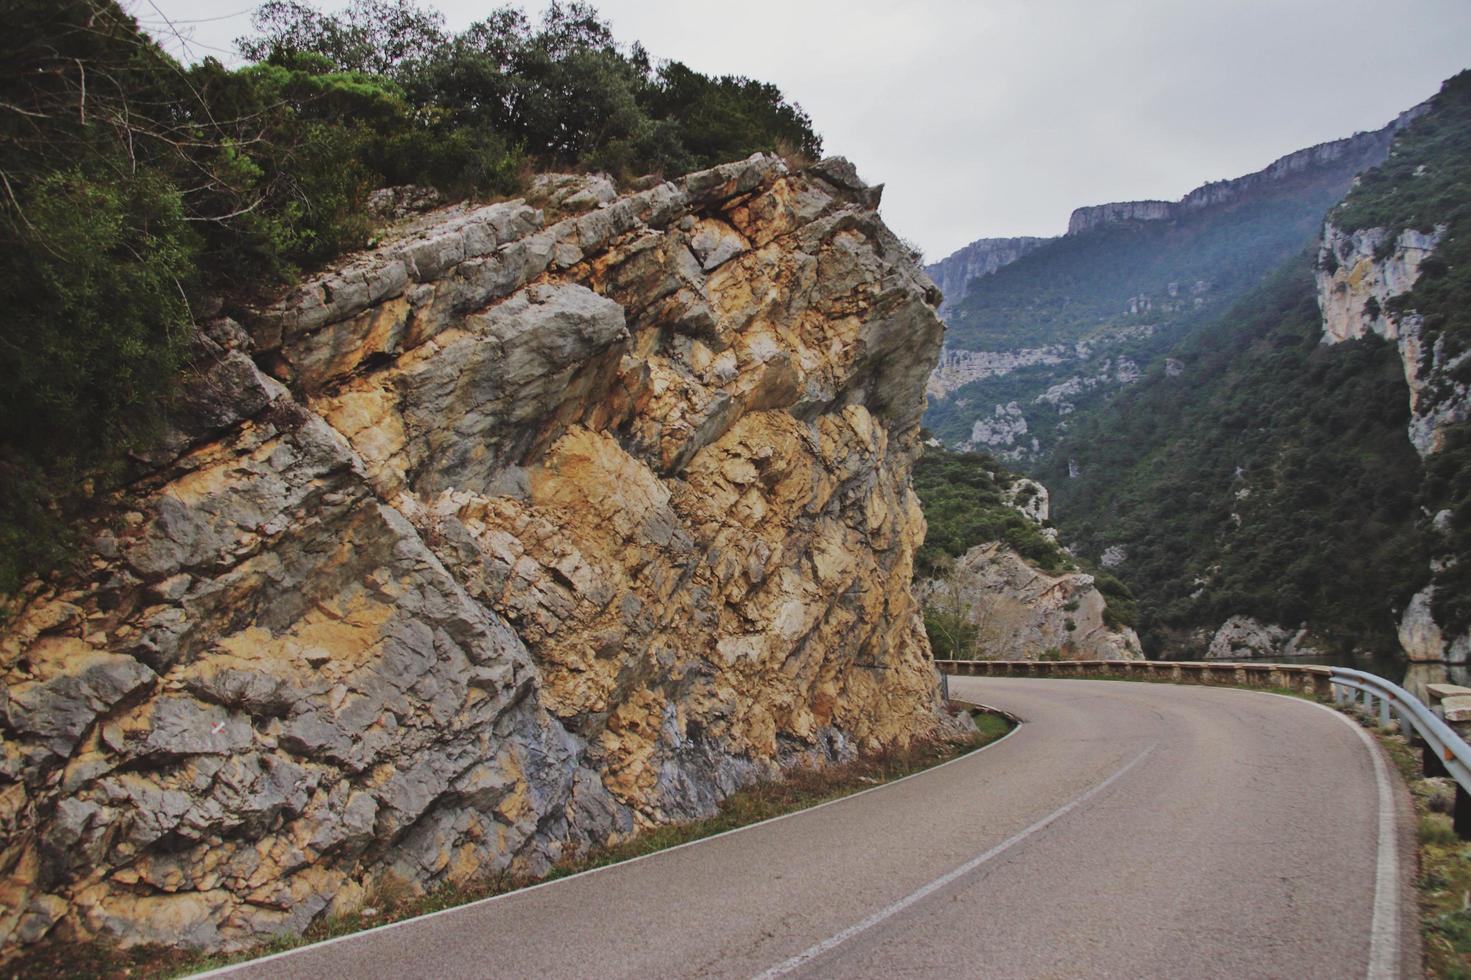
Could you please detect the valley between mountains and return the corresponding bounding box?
[920,70,1471,666]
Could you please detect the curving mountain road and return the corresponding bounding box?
[207,677,1419,979]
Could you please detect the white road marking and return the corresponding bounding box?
[1282,694,1401,980]
[192,711,1022,978]
[750,744,1155,979]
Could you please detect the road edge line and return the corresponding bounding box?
[1254,690,1402,980]
[191,713,1022,978]
[748,743,1155,979]
[1000,679,1404,980]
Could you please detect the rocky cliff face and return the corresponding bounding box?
[1317,222,1466,455]
[0,155,956,955]
[1065,200,1173,236]
[925,237,1049,316]
[1316,218,1471,664]
[919,543,1142,661]
[1203,617,1326,660]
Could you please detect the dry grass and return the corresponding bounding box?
[773,137,817,172]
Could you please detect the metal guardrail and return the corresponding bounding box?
[1328,667,1471,836]
[936,658,1471,838]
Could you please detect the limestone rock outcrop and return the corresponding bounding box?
[1066,200,1174,236]
[1398,586,1471,664]
[1204,616,1326,660]
[919,543,1142,661]
[0,154,955,955]
[1317,222,1467,455]
[918,472,1140,662]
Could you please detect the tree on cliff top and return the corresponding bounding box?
[0,0,823,596]
[236,0,822,176]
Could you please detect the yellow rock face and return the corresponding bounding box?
[0,155,951,956]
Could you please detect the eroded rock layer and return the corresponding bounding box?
[919,543,1142,662]
[0,154,953,954]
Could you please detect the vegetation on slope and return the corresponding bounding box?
[912,444,1138,657]
[1043,254,1429,655]
[922,140,1388,455]
[1330,69,1471,636]
[912,445,1073,578]
[922,326,1162,452]
[0,0,821,594]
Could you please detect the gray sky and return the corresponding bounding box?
[133,0,1471,260]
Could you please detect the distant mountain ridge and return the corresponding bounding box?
[1066,107,1429,235]
[926,237,1049,315]
[921,103,1425,461]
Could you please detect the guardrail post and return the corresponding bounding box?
[941,672,950,703]
[1457,785,1471,840]
[1425,742,1450,779]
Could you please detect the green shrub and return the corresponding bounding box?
[923,606,982,660]
[0,166,195,591]
[0,0,825,593]
[913,446,1074,577]
[1046,254,1429,654]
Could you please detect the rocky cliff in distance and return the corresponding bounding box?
[1066,111,1427,237]
[912,454,1141,662]
[0,154,959,955]
[1065,200,1173,236]
[923,109,1425,465]
[1317,222,1465,455]
[925,237,1050,316]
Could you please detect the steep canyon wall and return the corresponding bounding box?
[0,155,955,954]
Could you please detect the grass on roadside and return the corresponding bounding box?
[8,709,1011,980]
[1375,726,1471,979]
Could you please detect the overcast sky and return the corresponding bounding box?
[133,0,1471,260]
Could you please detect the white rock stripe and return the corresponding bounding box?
[750,745,1156,980]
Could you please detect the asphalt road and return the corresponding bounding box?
[208,677,1419,979]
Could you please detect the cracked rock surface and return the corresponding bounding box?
[0,154,954,955]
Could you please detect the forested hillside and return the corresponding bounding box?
[1042,70,1471,658]
[923,124,1407,458]
[1042,256,1426,654]
[0,0,821,593]
[1327,69,1471,641]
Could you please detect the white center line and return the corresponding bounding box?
[750,744,1156,979]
